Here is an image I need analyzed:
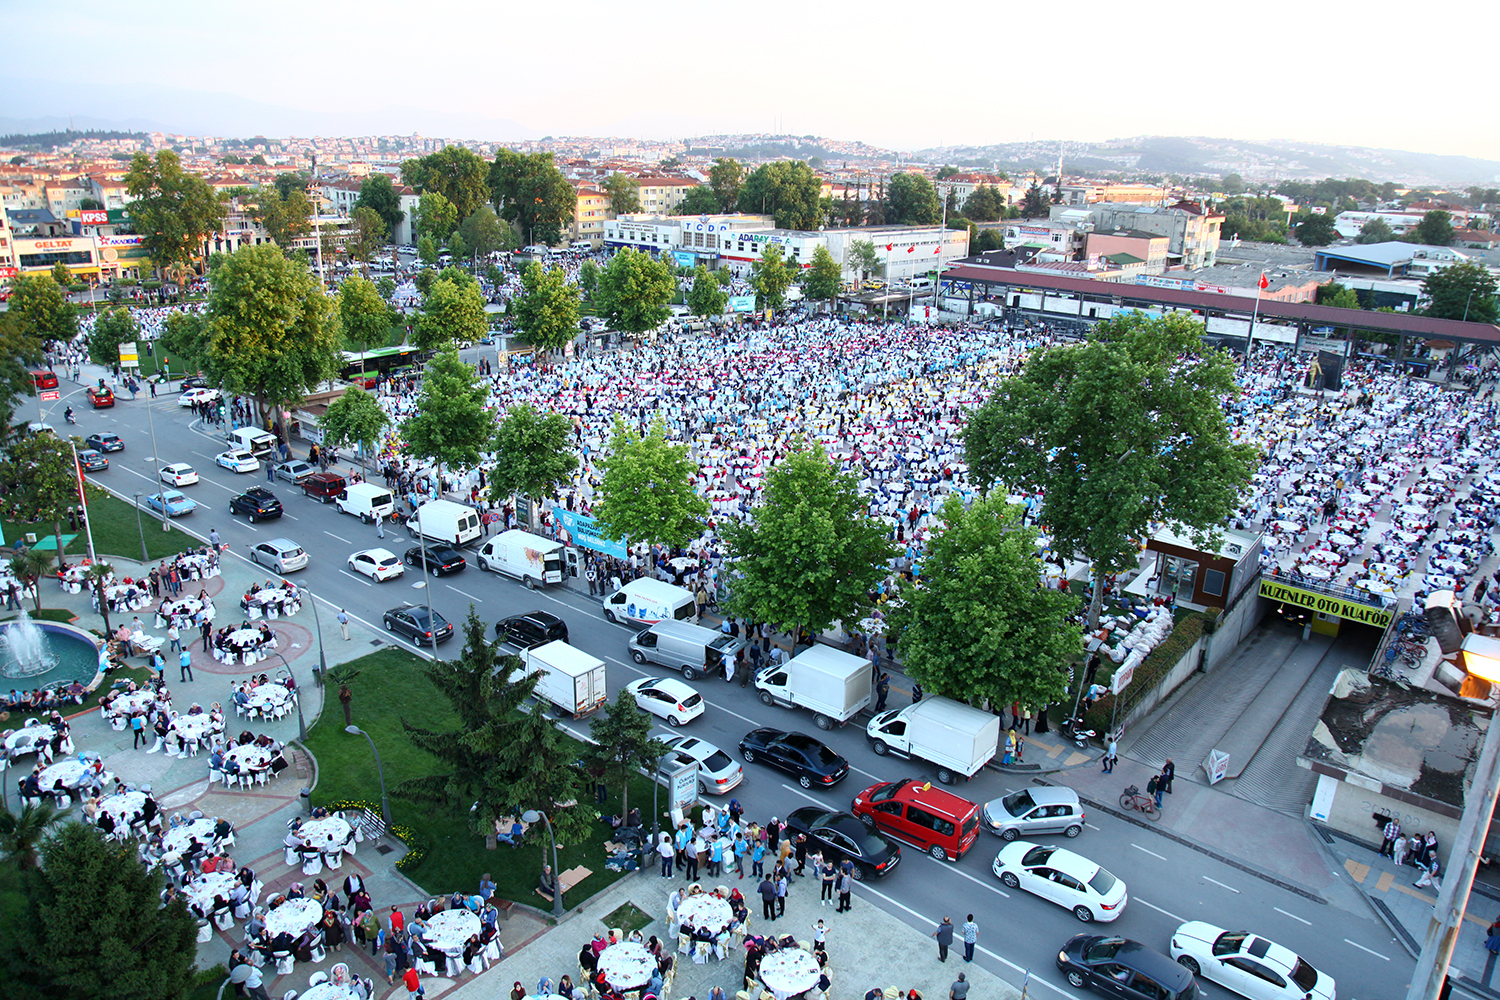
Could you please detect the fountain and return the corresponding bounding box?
[1,612,55,678]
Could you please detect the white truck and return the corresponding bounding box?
[866,697,1001,785]
[521,640,608,718]
[227,427,278,458]
[408,498,483,547]
[476,529,564,589]
[754,644,872,730]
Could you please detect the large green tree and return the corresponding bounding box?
[1355,217,1395,244]
[0,800,57,870]
[886,495,1077,713]
[673,186,722,216]
[1410,210,1455,246]
[847,239,881,280]
[1293,213,1338,247]
[400,346,491,471]
[686,266,728,319]
[586,688,667,820]
[603,173,642,216]
[739,161,822,230]
[964,312,1256,627]
[349,206,388,274]
[1,435,104,571]
[319,385,389,472]
[709,158,743,213]
[487,403,578,510]
[86,306,137,369]
[355,173,405,237]
[122,151,226,279]
[512,261,582,352]
[458,206,514,259]
[10,274,77,344]
[339,274,391,361]
[1422,259,1497,323]
[886,172,942,225]
[721,441,895,648]
[489,150,575,246]
[415,276,487,351]
[593,417,708,549]
[0,311,44,435]
[594,247,675,335]
[415,191,459,245]
[963,185,1008,223]
[803,244,842,311]
[750,243,793,312]
[251,184,312,247]
[1019,182,1050,218]
[406,146,491,220]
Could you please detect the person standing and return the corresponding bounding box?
[376,513,385,539]
[775,871,788,916]
[1148,774,1162,810]
[179,647,194,682]
[758,876,776,921]
[586,563,598,597]
[835,864,853,913]
[166,623,181,653]
[932,915,954,962]
[1380,818,1402,859]
[794,833,809,876]
[819,858,836,905]
[961,915,978,963]
[1160,759,1175,794]
[339,684,353,726]
[338,609,350,640]
[950,973,970,1000]
[230,960,272,1000]
[200,617,213,652]
[875,671,890,712]
[1101,737,1117,773]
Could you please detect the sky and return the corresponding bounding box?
[4,0,1497,162]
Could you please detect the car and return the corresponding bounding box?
[383,603,454,646]
[403,543,467,575]
[177,387,221,407]
[992,842,1128,923]
[625,677,705,727]
[85,433,124,453]
[250,538,308,573]
[783,806,901,880]
[1057,935,1200,1000]
[77,449,109,472]
[215,449,261,473]
[737,728,849,789]
[348,548,405,582]
[274,461,317,483]
[87,386,115,408]
[180,374,210,390]
[495,611,570,648]
[145,491,198,517]
[27,422,56,437]
[30,370,59,390]
[158,463,199,486]
[851,778,981,861]
[1169,923,1334,1000]
[981,787,1086,841]
[228,487,283,522]
[660,735,743,795]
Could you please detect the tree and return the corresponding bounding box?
[1220,173,1246,195]
[400,158,430,193]
[1412,210,1455,246]
[349,206,387,274]
[488,150,575,246]
[1293,213,1338,247]
[803,245,842,311]
[975,229,1005,253]
[603,173,642,216]
[10,821,197,1000]
[720,441,895,649]
[320,386,389,472]
[400,346,491,471]
[355,173,405,238]
[1422,259,1497,323]
[709,158,743,213]
[86,306,136,369]
[0,435,103,571]
[487,403,578,510]
[415,191,458,244]
[408,146,490,220]
[593,417,708,549]
[1019,182,1050,218]
[200,243,343,425]
[886,172,942,225]
[848,239,881,280]
[6,547,53,614]
[272,172,309,200]
[963,185,1007,223]
[251,184,312,247]
[886,495,1077,713]
[10,275,77,344]
[0,800,57,870]
[594,248,675,335]
[739,161,822,230]
[123,151,226,279]
[49,262,71,288]
[1355,217,1395,244]
[673,186,722,216]
[750,243,793,312]
[418,235,438,267]
[0,312,45,432]
[415,276,487,351]
[686,266,728,319]
[458,206,513,259]
[578,260,599,299]
[446,231,470,264]
[1316,282,1362,310]
[512,261,583,353]
[964,312,1257,628]
[586,688,667,820]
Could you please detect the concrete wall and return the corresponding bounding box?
[1315,770,1460,848]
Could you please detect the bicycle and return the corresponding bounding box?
[1370,660,1411,684]
[1119,785,1161,820]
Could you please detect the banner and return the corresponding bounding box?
[672,251,696,268]
[79,209,109,226]
[1258,578,1393,628]
[728,294,756,313]
[548,503,627,559]
[118,342,139,366]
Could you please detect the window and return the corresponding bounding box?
[1202,569,1226,597]
[636,632,657,648]
[907,807,955,837]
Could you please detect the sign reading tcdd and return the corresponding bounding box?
[1258,579,1394,628]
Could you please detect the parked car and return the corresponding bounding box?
[737,728,849,789]
[215,449,260,473]
[659,735,743,795]
[494,611,569,648]
[30,370,58,390]
[992,842,1127,923]
[783,806,901,880]
[1169,923,1334,1000]
[274,460,316,483]
[178,387,221,407]
[348,548,405,582]
[180,374,210,390]
[403,543,467,575]
[1057,935,1200,1000]
[77,449,109,472]
[625,677,705,727]
[85,433,124,453]
[981,787,1085,840]
[87,386,115,408]
[250,538,308,573]
[383,603,454,646]
[145,491,198,517]
[228,487,283,522]
[301,472,347,502]
[158,463,199,486]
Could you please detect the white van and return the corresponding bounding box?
[569,240,594,254]
[227,427,278,458]
[335,482,396,523]
[629,619,746,680]
[409,498,483,547]
[910,276,934,290]
[602,578,697,629]
[476,529,564,589]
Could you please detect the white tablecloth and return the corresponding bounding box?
[299,816,353,849]
[4,724,55,755]
[760,950,821,1000]
[677,894,732,933]
[184,870,240,914]
[225,744,272,772]
[598,942,655,990]
[97,791,147,828]
[169,713,215,742]
[300,985,359,1000]
[424,908,480,955]
[264,898,324,938]
[1300,565,1333,581]
[38,759,93,790]
[247,683,292,713]
[157,597,212,627]
[107,689,157,718]
[164,817,218,854]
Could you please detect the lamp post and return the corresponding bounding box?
[131,493,148,562]
[522,808,564,918]
[267,652,308,743]
[144,395,168,531]
[345,725,390,830]
[301,584,328,686]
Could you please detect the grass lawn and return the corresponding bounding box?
[0,608,76,624]
[1,665,156,729]
[2,492,201,566]
[305,647,661,908]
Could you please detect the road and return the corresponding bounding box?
[61,382,1413,1000]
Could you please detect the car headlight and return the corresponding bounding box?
[1058,950,1069,964]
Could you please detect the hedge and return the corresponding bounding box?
[1082,609,1220,733]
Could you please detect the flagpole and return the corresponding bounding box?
[883,242,892,322]
[1245,271,1266,368]
[69,441,99,565]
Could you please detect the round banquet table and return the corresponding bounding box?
[97,790,147,828]
[760,949,821,1000]
[164,817,219,854]
[1355,580,1396,598]
[299,985,359,1000]
[169,713,215,743]
[1271,520,1302,533]
[1306,549,1341,565]
[264,897,324,939]
[299,816,353,849]
[1299,565,1333,582]
[157,598,211,627]
[225,744,272,773]
[1345,492,1373,506]
[39,759,94,790]
[424,908,480,955]
[676,893,733,933]
[108,689,158,718]
[106,585,151,611]
[1425,575,1458,592]
[247,683,292,714]
[1326,532,1358,547]
[4,724,55,755]
[597,942,655,990]
[183,870,240,914]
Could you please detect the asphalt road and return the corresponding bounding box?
[60,384,1413,1000]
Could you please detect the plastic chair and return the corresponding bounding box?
[301,854,323,876]
[196,919,213,942]
[214,909,236,930]
[326,849,343,869]
[284,846,299,866]
[274,951,295,976]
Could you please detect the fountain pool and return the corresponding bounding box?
[0,615,106,689]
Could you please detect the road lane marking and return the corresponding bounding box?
[1274,907,1311,926]
[1343,939,1389,961]
[324,531,350,544]
[448,586,482,601]
[1134,898,1185,922]
[339,571,372,587]
[1202,876,1240,893]
[282,514,298,520]
[1131,844,1167,860]
[1084,822,1101,831]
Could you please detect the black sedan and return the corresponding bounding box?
[738,728,849,789]
[85,433,124,453]
[403,543,467,575]
[382,603,454,646]
[1057,935,1198,1000]
[228,487,283,522]
[784,806,900,881]
[77,449,109,472]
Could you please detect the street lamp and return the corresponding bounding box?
[267,652,307,743]
[345,725,390,830]
[131,493,148,562]
[143,394,168,531]
[300,584,329,687]
[522,808,564,918]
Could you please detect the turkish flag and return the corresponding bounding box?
[885,244,893,252]
[1258,272,1269,290]
[907,246,915,253]
[933,246,941,254]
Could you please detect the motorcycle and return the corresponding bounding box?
[64,408,76,425]
[1060,715,1098,749]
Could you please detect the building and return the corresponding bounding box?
[1052,201,1224,269]
[995,222,1082,260]
[1083,230,1170,275]
[571,185,610,246]
[1313,241,1470,279]
[629,176,699,215]
[320,178,420,245]
[1056,181,1171,206]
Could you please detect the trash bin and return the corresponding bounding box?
[301,788,313,815]
[311,664,322,687]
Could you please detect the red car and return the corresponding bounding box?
[31,370,58,390]
[87,386,115,408]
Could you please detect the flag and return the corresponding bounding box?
[885,244,893,252]
[907,246,915,254]
[933,246,941,254]
[1258,272,1269,290]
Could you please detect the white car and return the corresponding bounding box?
[660,735,742,795]
[624,677,705,727]
[991,841,1127,923]
[1170,923,1335,1000]
[347,548,404,582]
[158,463,199,486]
[178,388,221,407]
[215,449,260,473]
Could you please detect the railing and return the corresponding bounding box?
[1268,571,1399,612]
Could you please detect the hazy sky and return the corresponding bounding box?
[6,0,1497,161]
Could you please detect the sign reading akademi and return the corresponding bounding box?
[1258,579,1394,628]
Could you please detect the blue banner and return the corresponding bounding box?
[728,294,756,313]
[548,504,627,559]
[673,251,697,268]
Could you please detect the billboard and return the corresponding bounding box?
[547,503,627,559]
[118,342,140,367]
[728,294,756,313]
[79,209,109,226]
[672,251,696,268]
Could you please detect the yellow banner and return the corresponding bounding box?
[1258,578,1394,628]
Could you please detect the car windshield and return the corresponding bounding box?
[1087,868,1117,896]
[704,750,733,770]
[1002,790,1035,817]
[378,557,398,567]
[1212,931,1250,957]
[1083,938,1125,962]
[1287,958,1320,993]
[680,693,703,707]
[1021,845,1055,866]
[284,547,304,557]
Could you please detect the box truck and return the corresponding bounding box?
[521,640,608,718]
[476,529,565,589]
[866,697,1001,784]
[754,644,872,730]
[602,578,696,628]
[409,498,483,546]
